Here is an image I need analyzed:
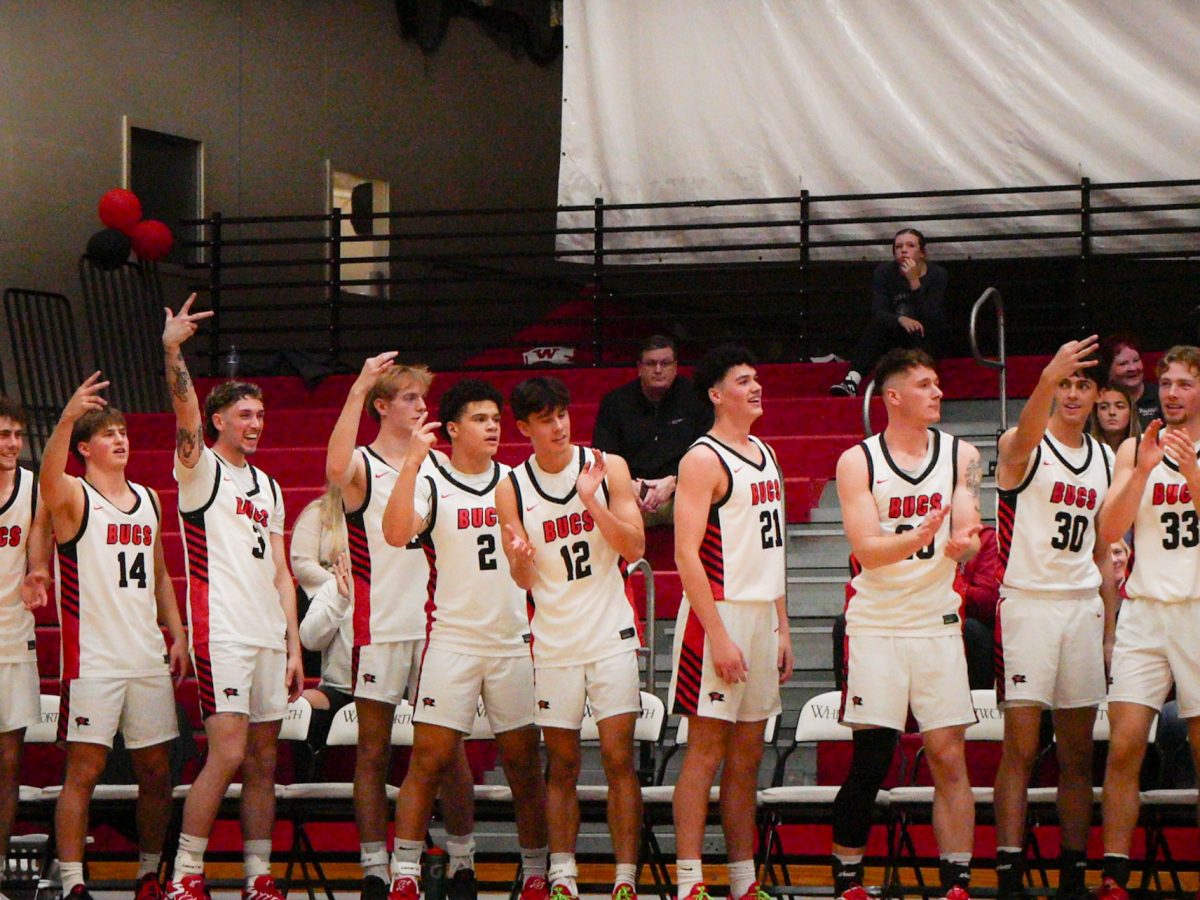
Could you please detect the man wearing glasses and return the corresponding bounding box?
[592,336,713,526]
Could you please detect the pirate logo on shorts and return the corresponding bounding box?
[362,673,377,684]
[1011,674,1027,685]
[223,687,239,698]
[422,698,436,708]
[852,696,863,707]
[708,691,725,702]
[537,700,550,710]
[75,716,91,727]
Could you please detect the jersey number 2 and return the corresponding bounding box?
[477,534,498,570]
[117,551,147,589]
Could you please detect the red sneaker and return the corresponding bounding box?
[735,883,769,900]
[135,873,164,900]
[680,885,710,900]
[164,875,208,900]
[520,876,550,900]
[1094,878,1129,900]
[613,884,637,900]
[389,877,419,900]
[549,885,578,900]
[838,887,871,900]
[243,876,285,900]
[944,887,971,900]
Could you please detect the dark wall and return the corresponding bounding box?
[0,0,562,386]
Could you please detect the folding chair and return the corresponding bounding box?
[756,691,875,893]
[885,689,1005,898]
[7,695,62,894]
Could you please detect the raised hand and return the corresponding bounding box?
[577,448,607,502]
[407,417,441,466]
[1162,426,1199,478]
[945,522,983,562]
[1135,420,1166,473]
[354,351,399,391]
[1043,335,1100,383]
[162,293,214,348]
[505,524,536,562]
[61,372,110,423]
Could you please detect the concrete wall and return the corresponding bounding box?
[0,0,562,388]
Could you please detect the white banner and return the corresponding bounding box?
[557,0,1200,261]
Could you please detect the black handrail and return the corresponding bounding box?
[969,288,1008,432]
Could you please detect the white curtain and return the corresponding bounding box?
[557,0,1200,261]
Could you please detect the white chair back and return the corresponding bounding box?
[579,691,665,743]
[26,695,60,744]
[279,697,313,742]
[675,711,779,746]
[1090,702,1158,743]
[391,700,416,746]
[792,690,851,743]
[325,702,360,748]
[467,698,495,741]
[967,689,1005,741]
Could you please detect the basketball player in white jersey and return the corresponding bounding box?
[1094,345,1200,900]
[832,348,983,900]
[990,337,1118,900]
[161,296,305,900]
[326,354,475,900]
[497,376,645,900]
[0,396,51,900]
[37,374,189,900]
[381,378,549,900]
[668,346,793,900]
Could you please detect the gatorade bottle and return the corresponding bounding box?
[422,846,447,900]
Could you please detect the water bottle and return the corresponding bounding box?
[224,345,240,379]
[421,846,447,900]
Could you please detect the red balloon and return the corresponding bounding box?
[130,220,174,261]
[98,188,142,231]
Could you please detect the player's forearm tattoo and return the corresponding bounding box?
[966,458,982,506]
[176,427,199,458]
[168,352,192,401]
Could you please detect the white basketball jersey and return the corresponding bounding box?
[418,460,530,656]
[345,447,432,646]
[0,468,36,663]
[846,428,963,636]
[1126,434,1200,603]
[997,432,1112,596]
[688,435,786,603]
[509,446,639,667]
[177,447,287,651]
[56,480,168,678]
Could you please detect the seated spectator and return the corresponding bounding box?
[1098,332,1161,426]
[1090,382,1141,454]
[590,334,712,525]
[830,228,949,397]
[290,485,355,751]
[1110,539,1130,598]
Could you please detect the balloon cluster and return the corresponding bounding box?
[85,189,174,270]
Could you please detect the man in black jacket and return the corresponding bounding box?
[592,336,712,526]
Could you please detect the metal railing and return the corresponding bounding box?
[969,287,1008,433]
[174,177,1200,374]
[862,378,877,437]
[628,557,657,694]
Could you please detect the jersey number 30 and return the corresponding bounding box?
[1050,512,1089,553]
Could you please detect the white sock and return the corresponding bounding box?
[60,862,85,893]
[244,839,273,882]
[521,846,548,880]
[942,852,972,865]
[391,839,424,883]
[446,834,476,876]
[728,859,756,898]
[548,853,578,896]
[173,834,208,878]
[615,863,637,889]
[137,851,162,880]
[676,859,704,899]
[996,846,1022,855]
[361,841,390,882]
[846,371,862,385]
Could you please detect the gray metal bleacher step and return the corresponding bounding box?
[787,573,846,618]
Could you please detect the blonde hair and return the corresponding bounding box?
[366,365,433,422]
[1157,345,1200,380]
[300,483,348,564]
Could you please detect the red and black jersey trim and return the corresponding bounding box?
[995,491,1017,585]
[57,546,81,680]
[699,507,725,600]
[346,511,373,647]
[57,681,72,742]
[993,597,1007,704]
[193,643,217,719]
[671,607,706,715]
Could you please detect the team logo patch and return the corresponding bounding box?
[223,687,240,698]
[852,696,863,707]
[422,698,436,708]
[537,700,551,710]
[74,716,91,727]
[619,627,636,640]
[1011,674,1027,684]
[708,691,725,702]
[362,673,377,684]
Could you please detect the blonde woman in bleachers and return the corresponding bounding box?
[290,486,355,749]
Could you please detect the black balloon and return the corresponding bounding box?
[85,228,132,271]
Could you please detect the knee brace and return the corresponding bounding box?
[832,727,899,848]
